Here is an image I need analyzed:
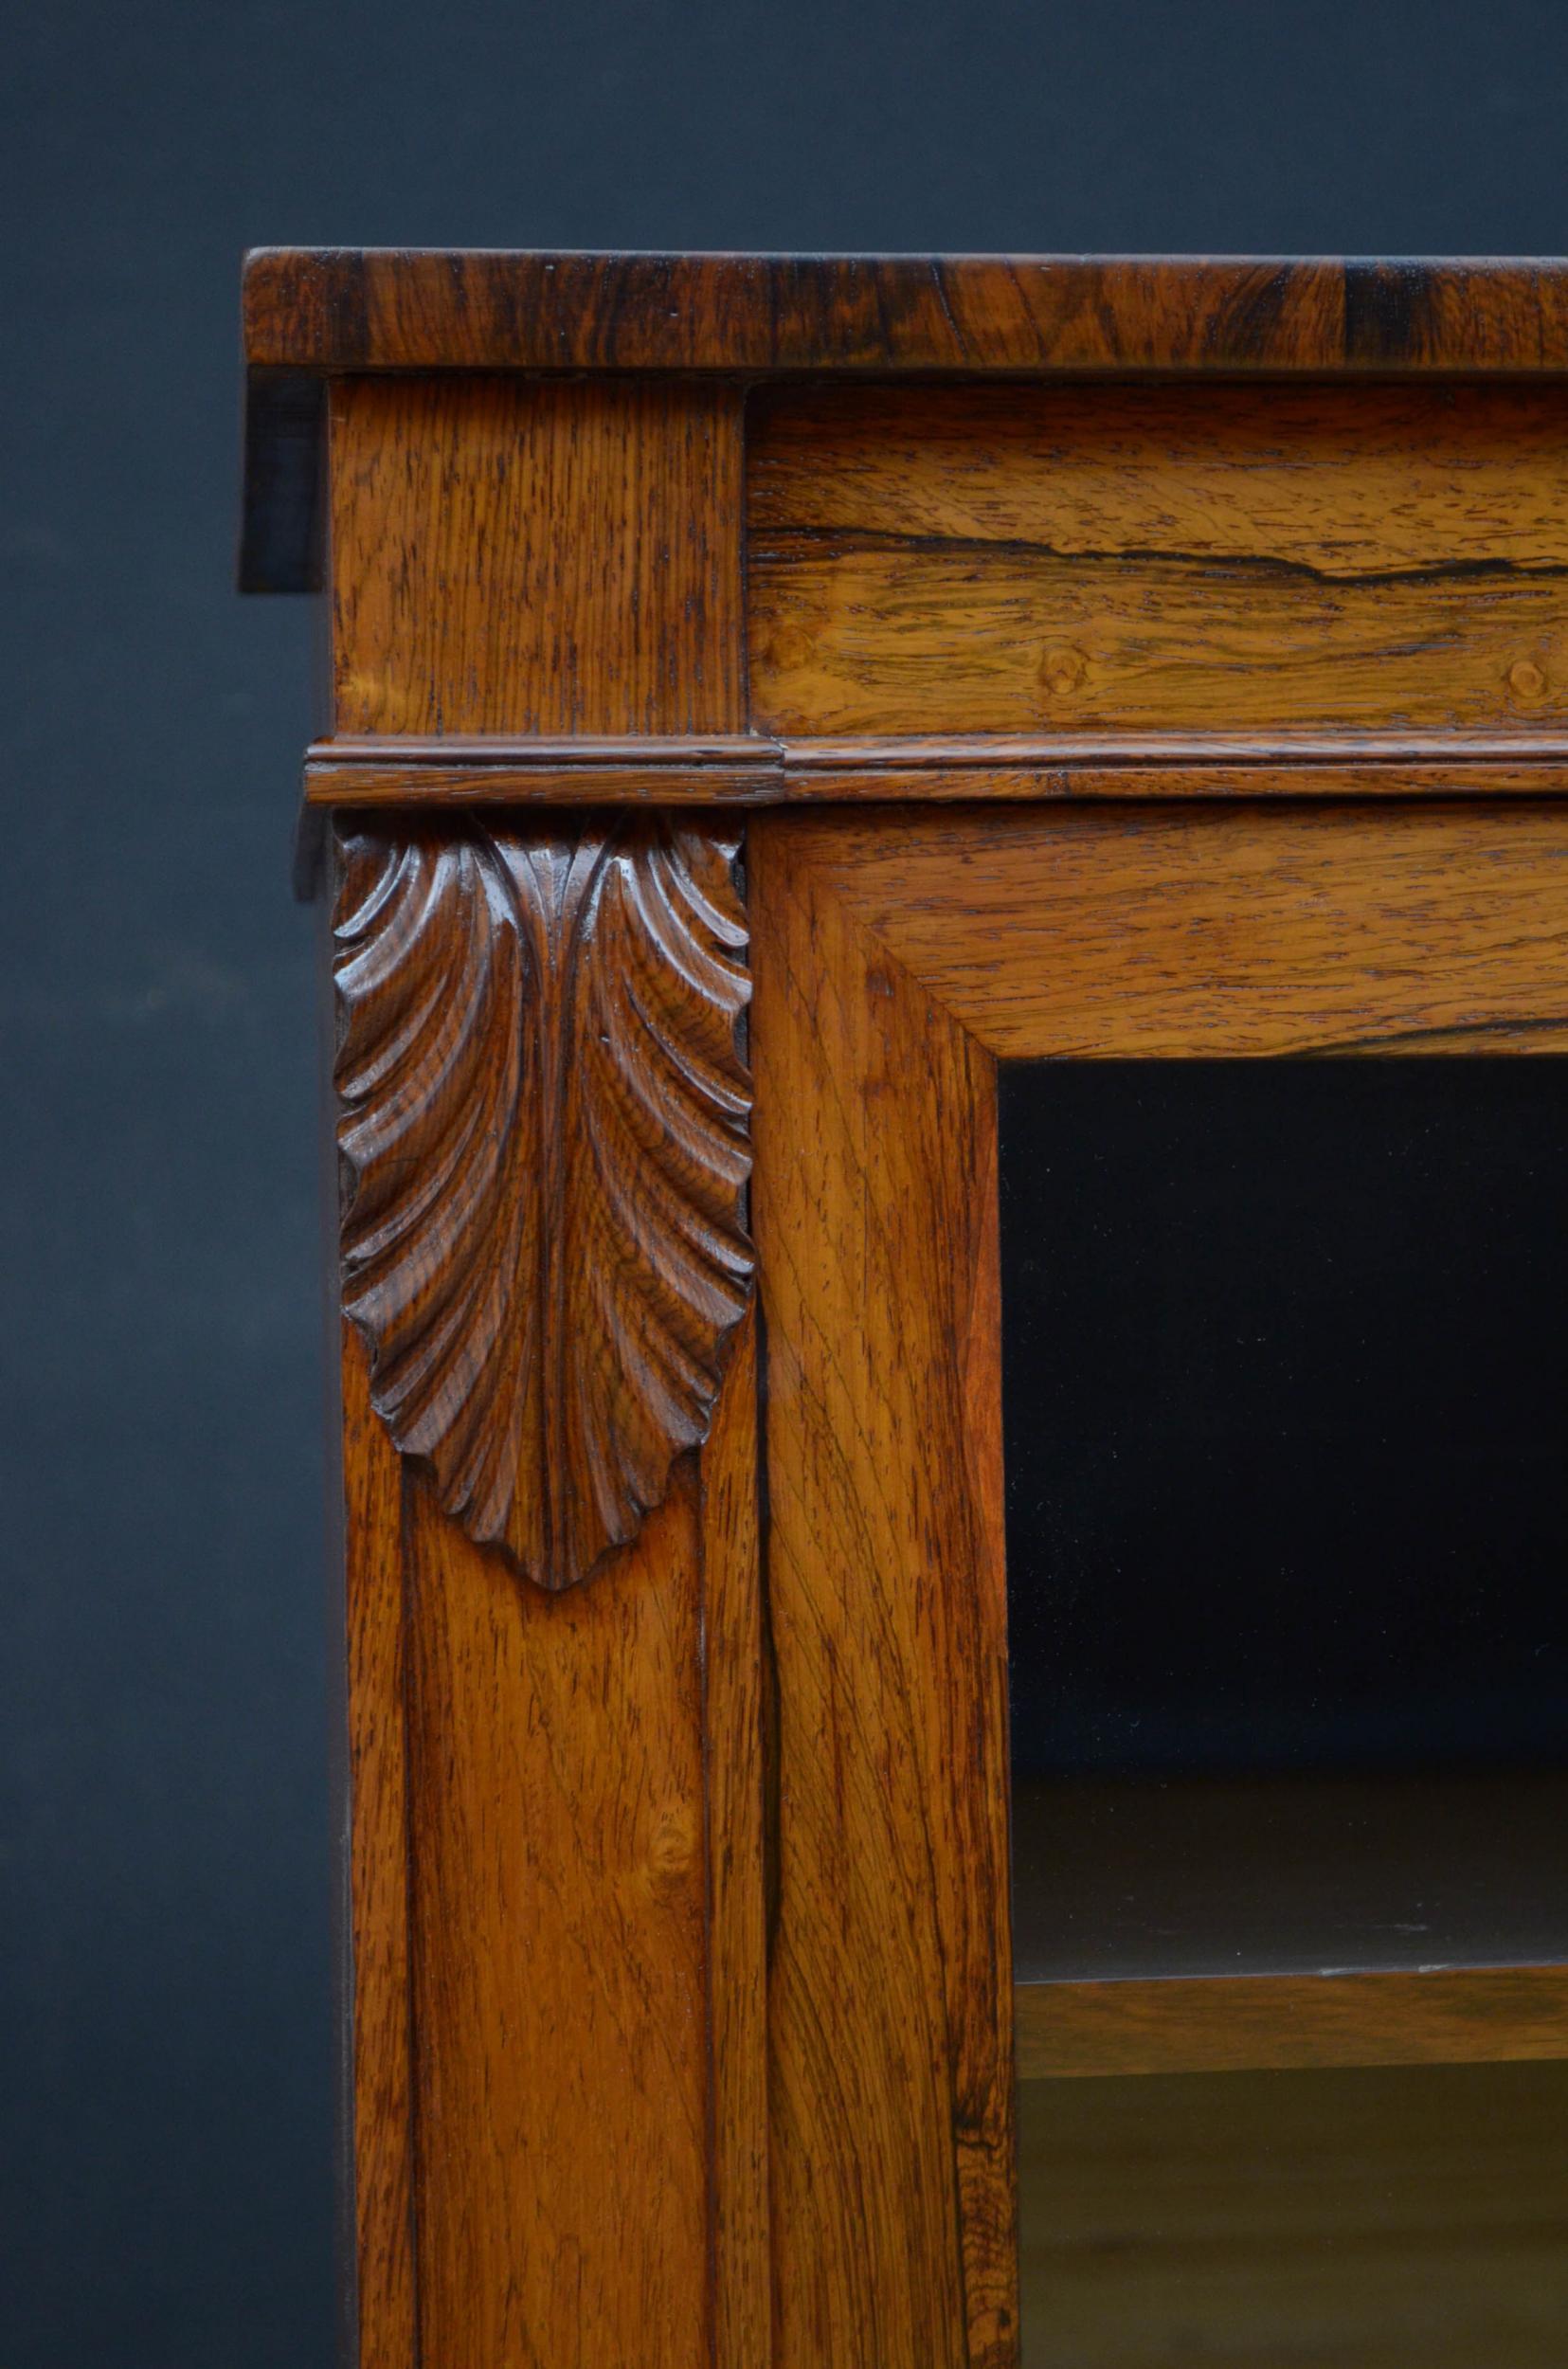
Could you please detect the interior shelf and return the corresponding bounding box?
[1017,1962,1568,2080]
[1014,1771,1568,2078]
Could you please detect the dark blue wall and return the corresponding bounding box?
[8,4,1568,2359]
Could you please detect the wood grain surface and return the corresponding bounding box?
[750,817,1016,2369]
[338,1174,758,2369]
[329,375,744,736]
[245,250,1568,377]
[780,803,1568,1058]
[748,384,1568,740]
[1017,1966,1568,2080]
[750,383,1568,568]
[703,1312,772,2367]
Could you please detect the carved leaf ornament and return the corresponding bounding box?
[333,818,753,1590]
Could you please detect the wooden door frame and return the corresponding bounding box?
[749,797,1568,2369]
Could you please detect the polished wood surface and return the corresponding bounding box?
[749,383,1568,740]
[246,249,1568,377]
[343,1314,766,2368]
[1019,2061,1568,2368]
[750,815,1016,2369]
[1017,1965,1568,2079]
[338,1213,739,2369]
[702,1311,772,2369]
[329,375,744,736]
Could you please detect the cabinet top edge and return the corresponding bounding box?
[243,247,1568,378]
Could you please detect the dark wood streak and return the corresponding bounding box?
[753,526,1568,592]
[333,815,753,1592]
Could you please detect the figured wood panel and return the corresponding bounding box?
[1016,1966,1568,2080]
[784,804,1568,1058]
[750,818,1016,2369]
[748,384,1568,739]
[330,375,744,735]
[750,384,1568,570]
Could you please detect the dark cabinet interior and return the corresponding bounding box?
[1002,1057,1568,2363]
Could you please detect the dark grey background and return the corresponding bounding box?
[6,3,1568,2360]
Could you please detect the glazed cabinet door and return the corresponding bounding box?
[749,802,1568,2369]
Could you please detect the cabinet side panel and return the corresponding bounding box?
[330,375,746,736]
[751,816,1017,2369]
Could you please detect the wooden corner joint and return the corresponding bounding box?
[332,812,754,1591]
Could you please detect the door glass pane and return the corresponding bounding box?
[1000,1058,1568,2363]
[1003,1058,1568,1980]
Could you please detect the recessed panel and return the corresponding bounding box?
[747,383,1568,739]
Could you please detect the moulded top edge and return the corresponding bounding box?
[242,248,1568,380]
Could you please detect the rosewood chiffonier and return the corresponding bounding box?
[242,250,1568,2368]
